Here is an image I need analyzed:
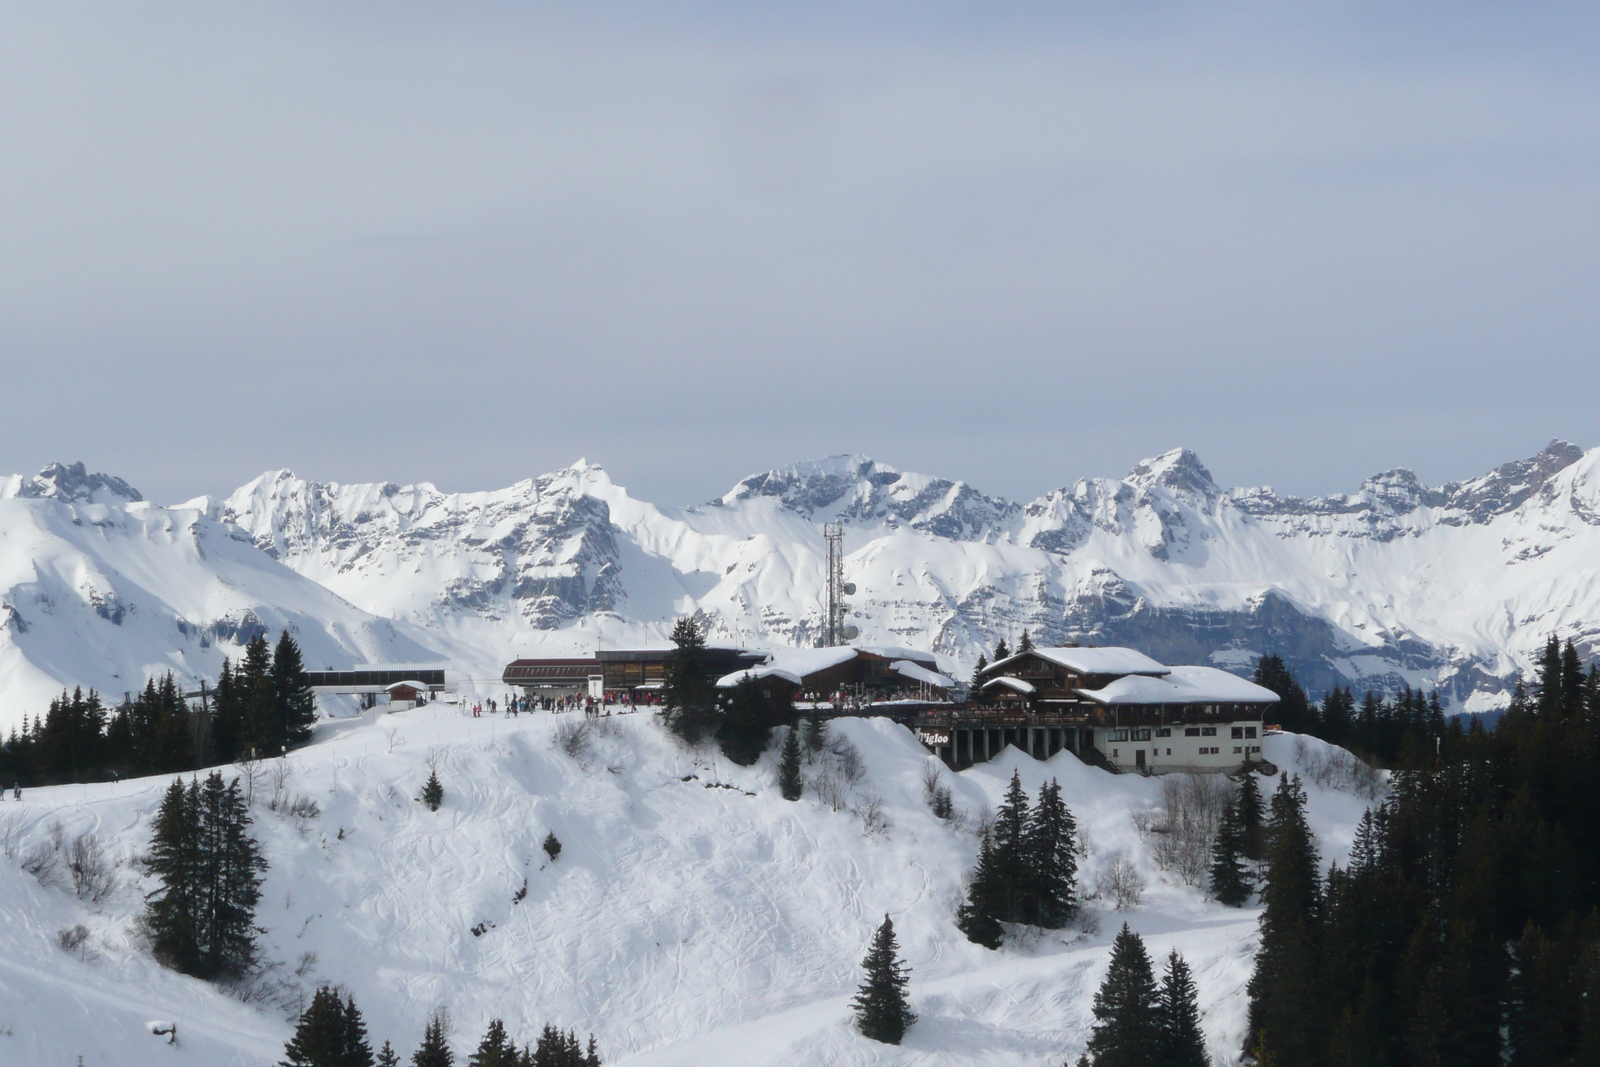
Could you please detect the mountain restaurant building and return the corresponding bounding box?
[928,646,1278,774]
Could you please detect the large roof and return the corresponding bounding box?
[890,660,956,688]
[716,665,805,689]
[1075,665,1280,706]
[990,646,1169,677]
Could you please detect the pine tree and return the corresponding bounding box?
[661,616,718,744]
[992,769,1031,922]
[777,724,803,801]
[421,770,443,812]
[801,711,828,757]
[993,638,1011,662]
[1018,630,1034,653]
[280,985,349,1067]
[543,831,562,861]
[1087,924,1161,1067]
[1236,770,1266,863]
[956,833,1005,949]
[467,1019,517,1067]
[1155,950,1208,1067]
[273,631,318,749]
[377,1041,400,1067]
[717,676,774,766]
[412,1011,454,1067]
[238,633,278,758]
[1209,794,1251,906]
[146,777,202,974]
[1023,778,1078,927]
[851,914,916,1044]
[1245,774,1321,1066]
[198,770,268,980]
[968,654,988,704]
[1253,653,1311,733]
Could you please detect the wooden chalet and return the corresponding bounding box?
[921,646,1279,775]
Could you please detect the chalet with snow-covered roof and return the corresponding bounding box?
[924,646,1278,774]
[714,645,957,708]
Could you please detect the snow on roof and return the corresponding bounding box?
[982,675,1036,695]
[384,680,431,692]
[716,666,804,689]
[857,645,937,666]
[990,646,1169,676]
[890,660,956,688]
[1076,665,1281,705]
[755,646,860,679]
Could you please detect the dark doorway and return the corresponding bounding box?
[1135,749,1146,770]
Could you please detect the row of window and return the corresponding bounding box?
[1108,745,1264,759]
[1106,725,1259,743]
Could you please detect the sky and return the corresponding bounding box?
[2,2,1598,507]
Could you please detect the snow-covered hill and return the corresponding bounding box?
[0,708,1369,1065]
[4,442,1599,728]
[0,463,452,730]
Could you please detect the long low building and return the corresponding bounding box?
[922,646,1278,774]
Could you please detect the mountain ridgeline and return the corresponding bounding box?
[2,441,1598,726]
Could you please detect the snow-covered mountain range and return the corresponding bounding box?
[4,443,1598,729]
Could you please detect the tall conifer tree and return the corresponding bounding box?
[1087,924,1161,1067]
[1155,950,1208,1067]
[851,915,916,1044]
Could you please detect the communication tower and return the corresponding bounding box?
[822,522,858,646]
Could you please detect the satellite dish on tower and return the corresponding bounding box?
[841,625,860,641]
[841,582,856,596]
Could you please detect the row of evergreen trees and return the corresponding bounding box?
[1243,636,1600,1066]
[281,993,602,1067]
[0,631,317,786]
[956,770,1079,948]
[1080,924,1207,1067]
[144,770,268,981]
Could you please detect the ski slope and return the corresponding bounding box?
[0,710,1372,1065]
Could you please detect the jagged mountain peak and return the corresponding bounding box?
[1124,448,1218,499]
[1,461,143,506]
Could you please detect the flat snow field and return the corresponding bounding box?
[0,709,1372,1066]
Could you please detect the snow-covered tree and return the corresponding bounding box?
[777,725,803,801]
[421,770,443,812]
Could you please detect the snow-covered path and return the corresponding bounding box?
[0,709,1367,1065]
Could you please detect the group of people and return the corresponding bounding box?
[467,693,615,718]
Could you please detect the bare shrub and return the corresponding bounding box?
[1140,774,1233,886]
[827,735,864,785]
[812,771,850,812]
[57,924,92,959]
[853,791,892,837]
[921,763,955,821]
[1098,854,1147,910]
[1293,737,1386,800]
[21,823,64,887]
[67,832,114,903]
[554,719,591,760]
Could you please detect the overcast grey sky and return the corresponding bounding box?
[2,2,1597,506]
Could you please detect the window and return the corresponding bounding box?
[1201,727,1217,737]
[1112,748,1119,757]
[1166,748,1172,756]
[1156,728,1171,738]
[1184,727,1200,737]
[1245,727,1258,739]
[1132,729,1152,742]
[1231,727,1244,739]
[1233,746,1243,754]
[1109,730,1129,742]
[1250,745,1261,753]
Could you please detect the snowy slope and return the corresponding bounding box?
[0,709,1366,1066]
[0,464,451,732]
[218,442,1600,709]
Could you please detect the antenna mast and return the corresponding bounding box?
[822,522,857,646]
